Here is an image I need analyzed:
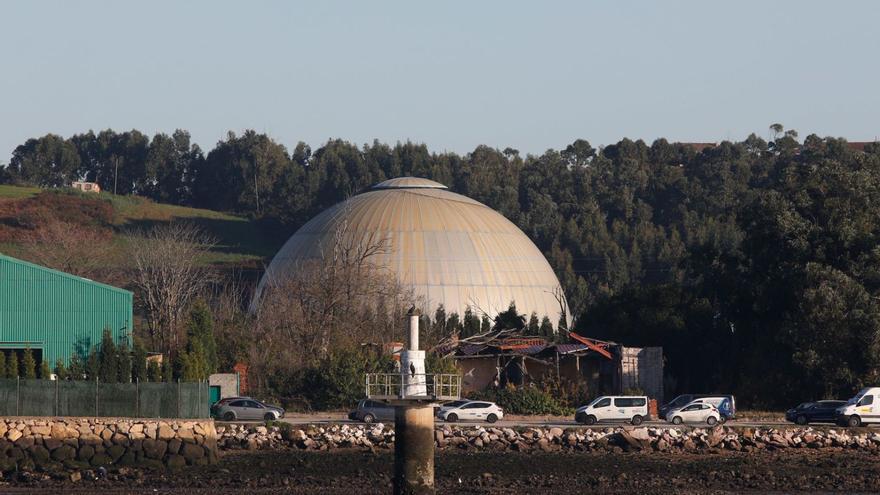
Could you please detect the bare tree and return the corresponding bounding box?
[127,223,216,353]
[251,218,416,374]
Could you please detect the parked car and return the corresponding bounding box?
[349,399,395,423]
[211,396,252,418]
[837,387,880,427]
[785,400,846,425]
[659,394,737,420]
[684,396,736,420]
[438,401,504,423]
[436,400,469,418]
[575,396,649,425]
[665,401,721,426]
[659,394,701,419]
[215,398,285,421]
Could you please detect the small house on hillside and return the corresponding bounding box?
[71,181,101,193]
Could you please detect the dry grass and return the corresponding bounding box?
[735,410,786,421]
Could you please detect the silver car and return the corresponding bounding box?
[215,398,285,421]
[349,399,395,423]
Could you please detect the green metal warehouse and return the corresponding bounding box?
[0,253,133,368]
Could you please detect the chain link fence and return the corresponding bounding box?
[0,378,209,418]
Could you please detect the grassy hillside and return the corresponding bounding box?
[0,184,40,199]
[0,185,282,268]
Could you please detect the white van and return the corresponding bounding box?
[575,396,649,425]
[837,387,880,427]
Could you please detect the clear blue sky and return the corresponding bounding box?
[1,0,878,161]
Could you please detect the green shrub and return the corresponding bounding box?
[299,348,394,410]
[468,384,574,416]
[425,354,457,374]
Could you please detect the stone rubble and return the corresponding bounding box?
[216,423,880,454]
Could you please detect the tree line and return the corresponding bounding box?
[3,127,880,407]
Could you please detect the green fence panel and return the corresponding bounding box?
[0,379,208,418]
[97,382,138,417]
[178,382,206,419]
[0,379,18,415]
[137,382,179,418]
[57,380,98,417]
[19,379,56,416]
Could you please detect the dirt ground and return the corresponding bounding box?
[2,448,879,494]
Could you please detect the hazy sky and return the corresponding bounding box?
[1,1,878,161]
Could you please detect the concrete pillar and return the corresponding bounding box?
[401,350,427,397]
[394,404,435,495]
[408,312,420,351]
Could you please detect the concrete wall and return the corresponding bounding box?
[618,346,664,401]
[0,417,218,474]
[456,357,498,393]
[209,373,239,399]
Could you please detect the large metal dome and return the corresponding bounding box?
[256,177,569,324]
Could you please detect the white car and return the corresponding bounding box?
[436,400,468,418]
[438,401,504,423]
[666,401,721,426]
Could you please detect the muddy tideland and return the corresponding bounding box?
[1,448,879,494]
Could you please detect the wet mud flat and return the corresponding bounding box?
[2,448,879,494]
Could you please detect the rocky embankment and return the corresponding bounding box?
[0,418,218,477]
[217,423,880,453]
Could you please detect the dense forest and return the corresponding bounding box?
[3,128,880,407]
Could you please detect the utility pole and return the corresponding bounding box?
[114,156,119,195]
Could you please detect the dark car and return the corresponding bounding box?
[350,399,395,423]
[785,400,846,425]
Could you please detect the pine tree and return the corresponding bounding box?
[22,348,37,379]
[0,352,6,380]
[98,328,118,383]
[184,300,218,378]
[39,359,51,379]
[446,312,461,337]
[5,352,18,378]
[86,348,100,380]
[54,358,68,380]
[528,312,540,335]
[147,360,161,382]
[117,343,132,383]
[480,315,491,334]
[68,353,85,380]
[463,307,480,337]
[162,358,173,382]
[557,313,568,333]
[539,316,554,336]
[131,338,148,382]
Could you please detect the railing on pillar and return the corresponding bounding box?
[365,373,461,401]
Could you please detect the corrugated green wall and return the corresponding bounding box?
[0,254,133,366]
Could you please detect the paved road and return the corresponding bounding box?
[218,412,829,429]
[275,418,792,429]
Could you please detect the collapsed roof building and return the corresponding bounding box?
[438,334,664,402]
